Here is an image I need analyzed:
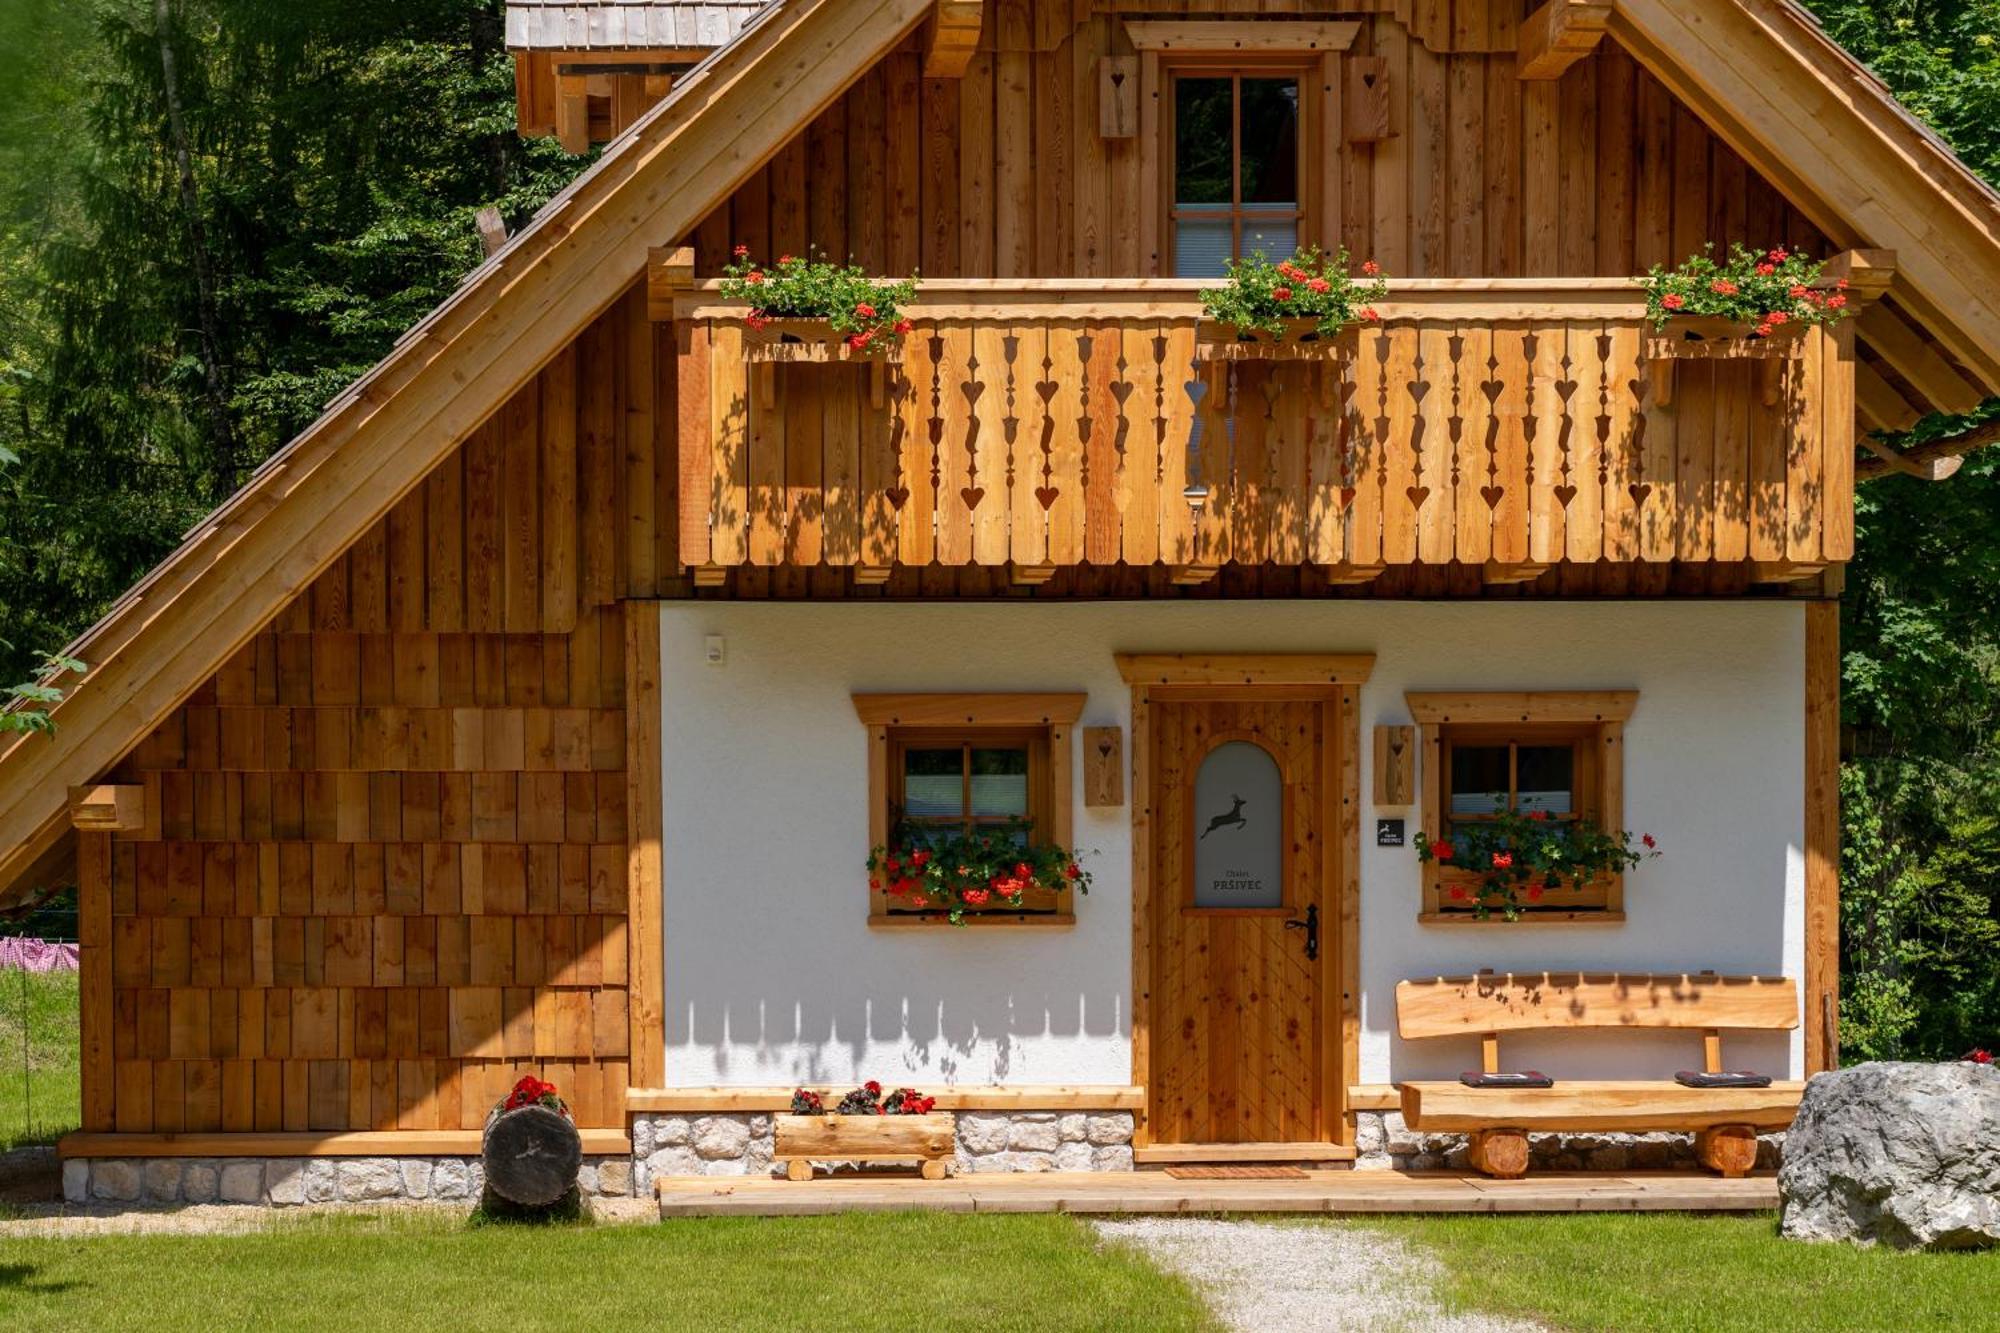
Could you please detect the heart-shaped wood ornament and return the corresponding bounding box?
[1035,486,1061,510]
[885,486,910,510]
[1553,484,1577,508]
[1407,484,1431,509]
[1480,485,1504,509]
[962,486,986,510]
[1339,486,1357,510]
[1628,482,1653,506]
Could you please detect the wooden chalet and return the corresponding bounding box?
[10,0,2000,1199]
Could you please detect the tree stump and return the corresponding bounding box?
[480,1104,583,1217]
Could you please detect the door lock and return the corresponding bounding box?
[1284,903,1319,961]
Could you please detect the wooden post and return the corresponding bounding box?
[626,601,666,1091]
[1804,601,1840,1074]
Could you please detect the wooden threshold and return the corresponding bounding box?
[60,1130,633,1159]
[1133,1142,1359,1164]
[626,1085,1147,1112]
[1346,1084,1401,1111]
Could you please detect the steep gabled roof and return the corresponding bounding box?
[506,1,760,50]
[4,0,2000,905]
[0,0,935,901]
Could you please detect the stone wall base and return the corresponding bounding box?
[1353,1111,1783,1172]
[631,1111,1136,1192]
[61,1154,633,1207]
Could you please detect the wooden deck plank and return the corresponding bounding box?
[655,1169,1778,1217]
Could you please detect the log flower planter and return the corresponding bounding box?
[481,1076,584,1216]
[775,1112,957,1181]
[1193,319,1361,364]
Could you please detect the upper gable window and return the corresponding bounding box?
[1171,73,1301,277]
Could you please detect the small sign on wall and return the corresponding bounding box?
[1376,818,1406,848]
[1083,726,1124,807]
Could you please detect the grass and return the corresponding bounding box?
[0,1211,1215,1332]
[1365,1211,2000,1332]
[0,967,77,1152]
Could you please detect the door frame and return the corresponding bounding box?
[1116,653,1373,1150]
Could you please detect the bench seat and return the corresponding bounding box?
[1401,1079,1805,1133]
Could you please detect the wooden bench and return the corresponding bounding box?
[1395,971,1804,1179]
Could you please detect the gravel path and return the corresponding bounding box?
[1093,1217,1545,1333]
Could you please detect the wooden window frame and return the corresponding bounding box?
[1406,691,1638,925]
[1162,64,1314,276]
[853,693,1083,929]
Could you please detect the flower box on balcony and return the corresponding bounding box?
[774,1111,956,1181]
[1194,320,1360,363]
[736,318,898,407]
[1642,314,1808,362]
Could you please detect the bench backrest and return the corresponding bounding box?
[1395,972,1799,1040]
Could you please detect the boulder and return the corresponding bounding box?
[1780,1061,2000,1250]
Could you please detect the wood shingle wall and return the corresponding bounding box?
[81,292,674,1135]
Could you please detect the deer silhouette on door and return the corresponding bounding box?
[1201,795,1249,840]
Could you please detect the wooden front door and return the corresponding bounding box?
[1145,689,1344,1145]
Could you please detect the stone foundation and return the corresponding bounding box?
[61,1154,633,1206]
[1352,1111,1783,1172]
[630,1110,1136,1192]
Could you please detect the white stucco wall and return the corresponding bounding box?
[658,600,1806,1088]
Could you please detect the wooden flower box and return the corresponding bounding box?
[774,1112,956,1181]
[1641,314,1808,361]
[1643,316,1809,408]
[1194,319,1359,363]
[737,318,898,406]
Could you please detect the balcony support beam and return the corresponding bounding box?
[1518,0,1609,81]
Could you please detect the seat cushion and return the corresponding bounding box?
[1459,1071,1554,1089]
[1675,1070,1773,1089]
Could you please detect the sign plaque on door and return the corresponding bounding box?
[1376,818,1406,847]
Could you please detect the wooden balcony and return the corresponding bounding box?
[663,279,1854,586]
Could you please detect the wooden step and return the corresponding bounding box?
[1133,1141,1358,1165]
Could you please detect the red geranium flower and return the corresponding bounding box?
[1361,260,1381,277]
[1710,278,1739,296]
[1491,851,1514,870]
[1360,307,1381,322]
[1662,293,1685,311]
[1272,285,1293,302]
[1429,839,1455,862]
[1642,834,1657,849]
[732,244,749,257]
[854,301,876,319]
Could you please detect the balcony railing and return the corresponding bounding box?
[662,280,1854,583]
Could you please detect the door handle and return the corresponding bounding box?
[1284,904,1319,961]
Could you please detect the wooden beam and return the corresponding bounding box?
[1404,690,1637,725]
[1857,433,1963,483]
[1122,20,1361,52]
[852,692,1085,728]
[626,1085,1147,1111]
[1857,417,2000,483]
[1805,602,1840,1075]
[1167,563,1219,585]
[1821,248,1897,308]
[1010,562,1057,586]
[1517,0,1610,81]
[1749,560,1829,585]
[1117,654,1377,686]
[1322,563,1386,585]
[646,244,697,322]
[922,0,983,78]
[66,784,143,832]
[625,601,665,1092]
[0,0,941,901]
[1857,304,1987,416]
[1482,560,1552,585]
[692,565,729,587]
[475,206,508,258]
[1855,361,1923,435]
[61,1129,632,1159]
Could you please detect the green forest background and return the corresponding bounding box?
[0,0,1995,1061]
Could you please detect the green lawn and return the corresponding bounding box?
[0,1211,1214,1332]
[0,967,78,1152]
[1368,1212,2000,1332]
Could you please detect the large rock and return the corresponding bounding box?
[1780,1061,2000,1250]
